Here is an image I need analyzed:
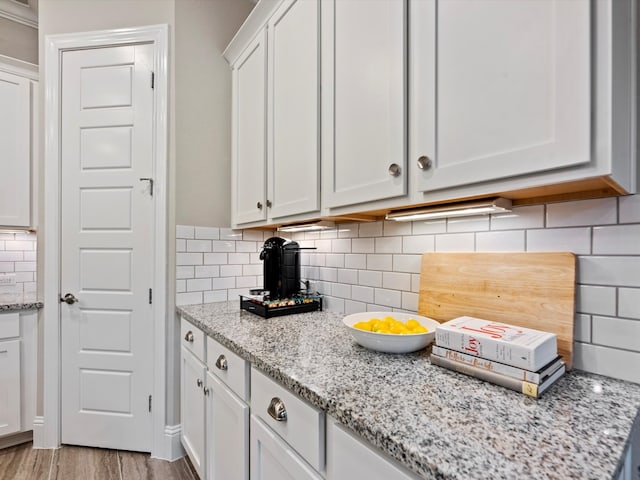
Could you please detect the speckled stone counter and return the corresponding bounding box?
[0,293,42,311]
[178,301,640,480]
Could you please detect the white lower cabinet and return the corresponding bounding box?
[250,415,323,480]
[206,372,249,480]
[0,311,37,439]
[181,346,206,478]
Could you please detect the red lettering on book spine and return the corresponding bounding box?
[462,337,479,355]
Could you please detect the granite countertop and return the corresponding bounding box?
[178,301,640,480]
[0,293,43,311]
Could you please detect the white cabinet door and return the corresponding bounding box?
[206,372,249,480]
[413,0,590,193]
[181,347,206,478]
[321,0,407,208]
[0,340,21,436]
[250,415,323,480]
[267,0,320,219]
[232,30,268,225]
[326,418,419,480]
[0,70,31,227]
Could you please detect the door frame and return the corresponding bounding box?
[42,25,170,458]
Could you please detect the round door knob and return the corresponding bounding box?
[388,163,401,177]
[60,293,79,305]
[184,331,194,342]
[267,397,287,422]
[257,201,263,210]
[417,156,432,170]
[215,354,228,371]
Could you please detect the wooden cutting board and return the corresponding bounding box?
[418,252,576,369]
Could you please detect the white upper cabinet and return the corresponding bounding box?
[267,0,320,219]
[413,0,590,193]
[321,0,407,208]
[0,63,35,228]
[232,30,268,225]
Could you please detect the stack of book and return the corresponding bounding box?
[431,316,565,398]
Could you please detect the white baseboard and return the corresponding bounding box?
[31,416,45,449]
[153,424,184,461]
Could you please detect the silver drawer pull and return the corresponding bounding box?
[267,397,287,422]
[184,331,194,342]
[215,354,228,371]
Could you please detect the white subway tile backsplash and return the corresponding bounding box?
[219,228,243,241]
[359,221,383,237]
[212,277,236,290]
[194,226,220,240]
[546,198,617,227]
[228,253,250,265]
[186,239,212,253]
[402,235,434,254]
[331,239,351,254]
[345,254,366,270]
[402,292,419,312]
[176,253,203,266]
[337,269,358,285]
[577,285,616,316]
[0,231,37,297]
[619,195,640,223]
[366,254,393,271]
[319,267,338,282]
[434,233,474,252]
[382,272,411,291]
[592,315,640,352]
[352,238,375,254]
[593,225,640,255]
[176,291,202,306]
[176,279,186,293]
[490,205,544,231]
[358,270,382,288]
[476,230,525,252]
[392,255,422,273]
[374,288,402,308]
[332,283,352,299]
[236,276,257,288]
[310,253,326,267]
[618,288,640,319]
[527,228,591,254]
[574,343,640,384]
[315,239,332,253]
[352,285,375,303]
[411,274,421,293]
[578,256,640,287]
[204,290,228,303]
[236,241,257,253]
[23,251,36,262]
[0,263,13,272]
[176,266,194,279]
[241,229,263,241]
[344,299,366,314]
[243,264,263,276]
[383,221,411,237]
[187,278,212,292]
[375,236,402,254]
[338,223,359,238]
[14,262,36,272]
[0,252,23,262]
[5,240,34,251]
[320,228,338,240]
[176,239,186,252]
[574,314,591,343]
[447,216,489,233]
[176,225,195,239]
[220,265,243,277]
[212,241,235,253]
[412,219,446,235]
[204,253,228,265]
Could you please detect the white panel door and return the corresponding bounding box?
[0,340,21,436]
[267,0,320,219]
[233,30,268,225]
[322,0,407,208]
[414,0,590,192]
[0,69,31,227]
[250,415,323,480]
[181,348,206,478]
[60,44,154,452]
[206,372,249,480]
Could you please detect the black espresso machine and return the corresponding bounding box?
[239,237,322,318]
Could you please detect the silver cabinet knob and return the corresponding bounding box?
[417,156,432,170]
[266,199,272,208]
[196,378,203,388]
[388,163,401,177]
[215,354,228,371]
[184,331,194,343]
[203,387,210,396]
[257,201,263,209]
[60,293,79,305]
[267,397,287,422]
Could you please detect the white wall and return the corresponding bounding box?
[177,194,640,385]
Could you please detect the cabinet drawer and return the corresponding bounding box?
[251,367,324,471]
[180,317,205,362]
[0,312,20,340]
[207,336,249,402]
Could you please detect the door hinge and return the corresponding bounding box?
[148,395,152,412]
[149,288,153,304]
[151,72,155,89]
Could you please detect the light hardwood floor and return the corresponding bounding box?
[0,442,198,480]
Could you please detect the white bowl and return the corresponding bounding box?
[342,312,440,354]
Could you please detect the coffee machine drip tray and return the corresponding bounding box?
[239,293,323,318]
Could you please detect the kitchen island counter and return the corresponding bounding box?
[178,301,640,480]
